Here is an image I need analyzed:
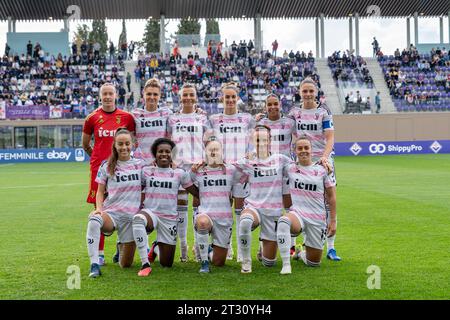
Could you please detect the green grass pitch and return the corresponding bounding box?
[0,154,449,300]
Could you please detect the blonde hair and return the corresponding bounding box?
[100,82,116,95]
[143,78,161,91]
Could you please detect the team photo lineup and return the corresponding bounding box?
[1,0,450,304]
[83,77,339,277]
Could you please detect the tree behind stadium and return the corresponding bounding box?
[176,18,201,47]
[142,18,160,54]
[119,19,127,47]
[89,20,108,55]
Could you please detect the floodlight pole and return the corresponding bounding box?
[63,17,69,32]
[406,17,411,47]
[439,16,444,44]
[448,11,450,44]
[414,12,419,45]
[355,13,360,56]
[320,13,325,58]
[254,13,262,53]
[349,16,353,54]
[315,17,320,58]
[160,14,166,54]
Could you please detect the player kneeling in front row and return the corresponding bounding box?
[277,136,337,274]
[86,129,144,278]
[235,125,293,273]
[132,138,199,276]
[190,137,243,273]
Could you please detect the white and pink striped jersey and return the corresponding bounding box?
[234,154,292,216]
[209,113,256,164]
[286,163,335,225]
[95,158,144,215]
[132,107,172,164]
[257,116,296,158]
[189,164,243,225]
[288,104,334,161]
[142,166,193,221]
[167,112,211,166]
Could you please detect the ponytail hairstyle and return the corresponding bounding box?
[299,77,318,93]
[178,83,198,111]
[221,81,240,94]
[295,135,312,148]
[265,93,280,108]
[107,128,133,176]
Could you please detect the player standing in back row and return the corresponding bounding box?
[288,77,341,261]
[209,82,256,262]
[82,83,136,266]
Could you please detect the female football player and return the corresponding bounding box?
[86,129,144,278]
[132,138,199,276]
[167,83,211,262]
[209,82,256,262]
[190,137,243,272]
[288,77,341,261]
[277,136,336,274]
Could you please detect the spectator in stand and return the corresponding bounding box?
[371,37,379,57]
[121,41,128,60]
[272,40,279,57]
[129,41,135,60]
[27,41,33,56]
[93,42,100,57]
[109,41,115,60]
[126,72,132,92]
[375,92,381,113]
[5,43,10,56]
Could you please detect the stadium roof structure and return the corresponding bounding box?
[0,0,449,21]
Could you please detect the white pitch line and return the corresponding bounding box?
[0,183,86,190]
[0,163,15,167]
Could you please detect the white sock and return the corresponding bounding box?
[132,215,149,265]
[327,235,335,251]
[299,250,308,265]
[99,250,104,256]
[193,207,199,251]
[277,216,292,268]
[177,205,188,258]
[86,215,103,265]
[239,214,254,262]
[235,208,242,257]
[196,228,209,262]
[291,236,296,248]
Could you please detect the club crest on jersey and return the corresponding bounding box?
[315,113,320,120]
[116,116,121,124]
[97,118,104,125]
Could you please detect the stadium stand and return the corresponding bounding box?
[134,44,323,115]
[378,45,450,112]
[0,42,126,118]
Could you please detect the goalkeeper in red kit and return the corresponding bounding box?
[82,83,136,265]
